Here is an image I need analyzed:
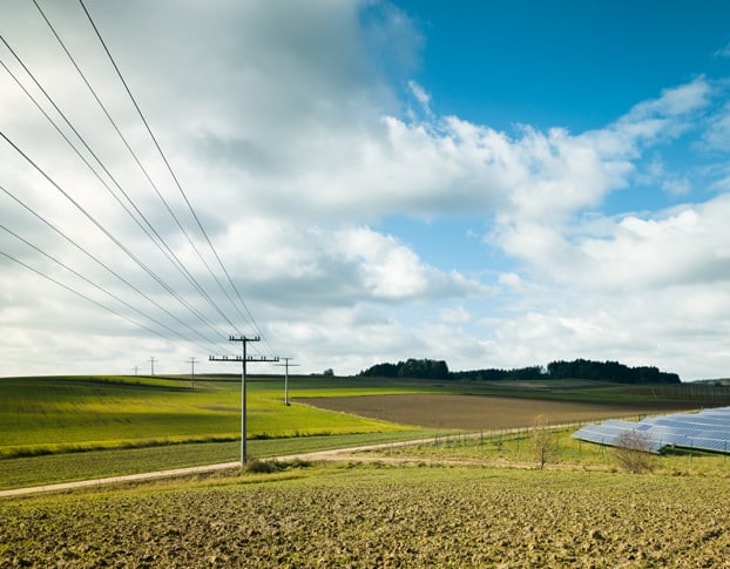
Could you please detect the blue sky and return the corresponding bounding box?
[394,1,729,129]
[2,1,730,380]
[382,0,730,270]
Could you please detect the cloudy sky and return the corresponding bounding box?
[2,1,730,380]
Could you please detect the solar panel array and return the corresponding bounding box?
[573,407,730,454]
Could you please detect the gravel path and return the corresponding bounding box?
[0,435,455,498]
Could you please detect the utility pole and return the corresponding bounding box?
[133,366,138,376]
[149,357,156,376]
[274,357,300,406]
[209,336,278,466]
[187,357,198,391]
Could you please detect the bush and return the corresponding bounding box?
[614,430,655,474]
[244,458,312,474]
[531,414,556,470]
[245,459,282,474]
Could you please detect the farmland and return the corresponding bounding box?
[0,375,415,458]
[2,463,730,567]
[3,374,730,567]
[2,374,728,489]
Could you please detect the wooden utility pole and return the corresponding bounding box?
[210,336,278,465]
[274,357,300,406]
[149,357,156,376]
[187,357,198,391]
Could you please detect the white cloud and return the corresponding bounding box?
[714,42,730,58]
[2,1,730,382]
[662,177,691,196]
[703,101,730,151]
[439,305,471,324]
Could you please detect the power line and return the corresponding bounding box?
[0,29,241,337]
[0,3,283,374]
[0,221,208,349]
[0,128,226,342]
[28,0,244,337]
[0,54,236,335]
[0,183,222,351]
[0,248,177,343]
[78,0,277,357]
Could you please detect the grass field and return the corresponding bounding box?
[2,373,727,488]
[0,375,415,458]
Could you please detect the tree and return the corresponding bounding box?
[613,430,655,473]
[531,414,556,470]
[322,368,334,377]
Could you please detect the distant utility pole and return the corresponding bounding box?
[149,357,156,376]
[187,357,198,391]
[274,357,300,406]
[133,366,138,376]
[209,336,278,466]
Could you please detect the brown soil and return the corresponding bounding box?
[3,467,729,568]
[299,393,689,430]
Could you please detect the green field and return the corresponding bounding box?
[5,373,722,459]
[0,374,444,488]
[0,375,417,458]
[3,373,730,491]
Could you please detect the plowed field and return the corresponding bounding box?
[2,465,729,568]
[299,394,681,430]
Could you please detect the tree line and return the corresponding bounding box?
[358,357,681,384]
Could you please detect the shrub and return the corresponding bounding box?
[245,459,282,474]
[531,414,556,470]
[614,430,655,474]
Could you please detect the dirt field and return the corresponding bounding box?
[299,393,685,430]
[2,465,729,568]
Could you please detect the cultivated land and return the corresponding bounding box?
[299,393,677,430]
[3,374,730,567]
[2,463,730,567]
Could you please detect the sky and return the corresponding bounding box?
[2,1,730,381]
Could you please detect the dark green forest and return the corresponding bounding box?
[358,357,681,384]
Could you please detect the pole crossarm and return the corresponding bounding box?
[209,355,279,363]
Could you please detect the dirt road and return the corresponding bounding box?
[0,436,452,499]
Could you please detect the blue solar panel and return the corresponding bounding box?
[573,406,730,454]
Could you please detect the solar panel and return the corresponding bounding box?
[572,406,730,454]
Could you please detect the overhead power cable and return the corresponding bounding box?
[0,27,240,335]
[0,129,225,342]
[0,222,215,350]
[78,0,277,357]
[0,247,182,346]
[0,182,223,351]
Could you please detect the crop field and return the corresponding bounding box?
[2,463,730,568]
[2,374,723,489]
[0,376,413,458]
[4,375,730,566]
[299,393,676,430]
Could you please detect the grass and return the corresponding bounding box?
[3,373,730,489]
[363,426,730,477]
[0,375,415,458]
[0,430,440,490]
